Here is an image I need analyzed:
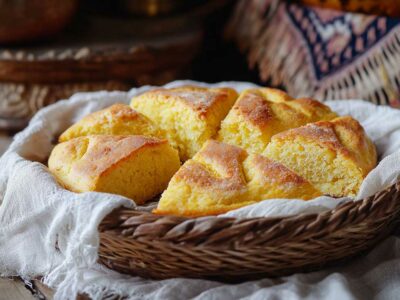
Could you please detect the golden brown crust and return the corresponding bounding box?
[67,103,142,129]
[49,134,180,204]
[62,135,168,180]
[331,116,368,150]
[295,98,332,111]
[273,120,349,155]
[137,86,238,119]
[251,155,309,185]
[331,116,377,174]
[256,88,293,102]
[230,89,336,130]
[155,140,322,217]
[271,116,377,175]
[99,103,141,120]
[58,103,159,143]
[175,140,247,191]
[234,91,276,129]
[194,139,247,177]
[290,98,336,119]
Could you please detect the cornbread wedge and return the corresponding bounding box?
[130,86,238,160]
[218,88,337,153]
[155,140,321,217]
[49,135,180,204]
[264,116,377,197]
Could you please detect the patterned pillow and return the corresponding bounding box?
[227,0,400,107]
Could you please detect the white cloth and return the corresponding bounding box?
[1,80,400,300]
[0,132,11,155]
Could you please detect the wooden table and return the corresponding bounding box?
[0,278,54,300]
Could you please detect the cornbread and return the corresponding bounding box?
[48,135,180,204]
[155,140,321,217]
[264,116,377,197]
[130,86,238,160]
[59,103,164,142]
[49,85,378,216]
[217,88,338,153]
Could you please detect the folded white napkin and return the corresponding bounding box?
[1,80,400,300]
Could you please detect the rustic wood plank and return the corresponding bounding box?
[0,278,35,300]
[33,280,54,300]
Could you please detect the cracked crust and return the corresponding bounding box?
[59,104,163,142]
[134,86,238,119]
[271,116,377,175]
[174,140,247,191]
[49,135,170,192]
[232,89,336,129]
[218,88,338,153]
[155,140,321,217]
[250,155,311,185]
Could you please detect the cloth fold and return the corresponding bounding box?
[1,80,400,299]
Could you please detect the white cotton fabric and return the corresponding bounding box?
[1,80,400,300]
[0,133,10,155]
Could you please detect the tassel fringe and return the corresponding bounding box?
[227,0,400,105]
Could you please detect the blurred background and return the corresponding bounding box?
[0,0,399,135]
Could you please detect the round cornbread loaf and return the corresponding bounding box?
[154,140,321,217]
[48,135,180,204]
[217,88,338,154]
[59,104,164,142]
[264,116,377,197]
[130,86,238,160]
[50,85,377,216]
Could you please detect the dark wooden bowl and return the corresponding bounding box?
[0,0,78,44]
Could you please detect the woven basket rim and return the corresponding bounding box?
[99,179,400,248]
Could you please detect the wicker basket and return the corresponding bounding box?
[98,180,400,281]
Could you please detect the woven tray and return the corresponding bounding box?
[98,180,400,281]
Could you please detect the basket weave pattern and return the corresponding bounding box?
[99,181,400,280]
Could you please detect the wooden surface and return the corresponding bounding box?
[0,278,34,300]
[0,278,54,300]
